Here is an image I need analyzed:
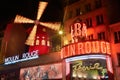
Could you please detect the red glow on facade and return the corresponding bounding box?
[61,41,111,59]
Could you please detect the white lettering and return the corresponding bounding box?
[4,50,39,65]
[5,55,19,64]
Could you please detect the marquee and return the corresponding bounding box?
[61,41,111,59]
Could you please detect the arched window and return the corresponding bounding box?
[41,36,46,45]
[36,36,40,45]
[47,41,50,46]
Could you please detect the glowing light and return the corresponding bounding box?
[59,30,63,35]
[65,54,107,62]
[93,76,97,79]
[41,39,46,45]
[47,41,50,46]
[64,40,69,45]
[83,75,87,78]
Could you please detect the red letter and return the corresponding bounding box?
[74,23,81,37]
[92,41,100,53]
[101,41,106,53]
[70,44,76,56]
[85,42,91,53]
[106,42,111,54]
[77,43,84,54]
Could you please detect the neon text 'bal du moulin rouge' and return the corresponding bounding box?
[61,41,111,59]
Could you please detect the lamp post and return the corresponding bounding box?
[58,30,63,49]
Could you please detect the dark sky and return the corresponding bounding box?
[0,0,64,30]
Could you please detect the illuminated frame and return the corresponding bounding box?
[65,54,113,73]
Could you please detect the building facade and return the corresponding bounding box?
[62,0,120,80]
[0,0,120,80]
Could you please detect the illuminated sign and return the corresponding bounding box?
[69,56,109,80]
[73,62,103,71]
[71,22,87,43]
[61,41,111,59]
[4,50,39,65]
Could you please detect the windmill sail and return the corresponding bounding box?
[14,15,34,23]
[40,22,61,31]
[37,2,48,20]
[25,25,37,46]
[14,1,61,46]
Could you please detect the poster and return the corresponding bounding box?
[20,62,62,80]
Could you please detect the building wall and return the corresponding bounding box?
[63,0,110,45]
[109,22,120,80]
[63,0,120,80]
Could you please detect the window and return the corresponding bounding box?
[41,36,46,45]
[86,18,92,28]
[85,3,91,12]
[96,14,104,25]
[88,34,93,40]
[117,53,120,66]
[114,31,120,43]
[68,11,73,19]
[95,0,102,9]
[35,36,40,45]
[98,32,105,40]
[76,8,81,16]
[47,41,50,46]
[68,0,79,5]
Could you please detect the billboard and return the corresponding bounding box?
[20,62,62,80]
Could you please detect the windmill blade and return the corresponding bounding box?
[25,25,37,46]
[14,15,34,23]
[40,22,61,31]
[37,1,48,20]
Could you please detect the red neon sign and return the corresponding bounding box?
[61,41,111,59]
[71,22,87,43]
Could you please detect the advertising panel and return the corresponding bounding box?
[20,62,62,80]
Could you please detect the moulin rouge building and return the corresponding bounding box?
[62,0,120,80]
[0,0,120,80]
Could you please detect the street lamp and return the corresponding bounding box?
[58,30,63,49]
[59,30,63,35]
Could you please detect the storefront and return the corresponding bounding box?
[61,40,114,80]
[0,41,114,80]
[0,23,114,80]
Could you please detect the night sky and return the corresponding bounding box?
[0,0,64,30]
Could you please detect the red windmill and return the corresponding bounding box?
[14,1,61,55]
